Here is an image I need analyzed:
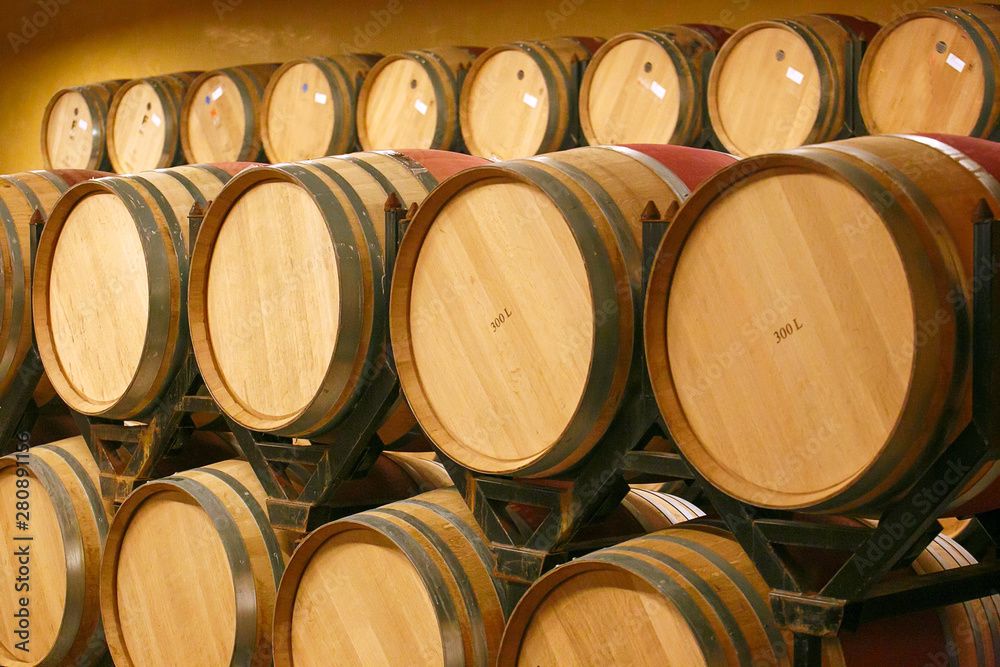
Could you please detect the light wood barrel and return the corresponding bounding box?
[33,164,248,419]
[460,37,605,161]
[100,460,294,667]
[188,149,487,436]
[273,487,507,667]
[498,525,1000,666]
[860,5,1000,138]
[580,26,731,147]
[707,15,880,157]
[391,144,736,477]
[0,170,107,396]
[261,54,382,162]
[621,488,704,531]
[181,64,279,163]
[41,80,128,171]
[0,436,113,667]
[357,47,484,152]
[107,72,201,174]
[645,134,1000,514]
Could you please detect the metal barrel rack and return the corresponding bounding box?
[0,210,56,456]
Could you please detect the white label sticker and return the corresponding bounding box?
[947,53,966,73]
[314,92,327,104]
[211,86,224,101]
[650,81,666,100]
[786,67,804,85]
[151,113,162,127]
[523,93,539,108]
[414,99,428,115]
[78,119,88,130]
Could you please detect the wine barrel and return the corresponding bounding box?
[580,26,730,147]
[188,149,487,436]
[181,64,279,163]
[261,54,382,162]
[0,436,112,667]
[621,487,704,531]
[107,72,201,174]
[390,145,737,477]
[460,37,604,161]
[100,460,293,667]
[498,525,1000,666]
[706,15,880,157]
[0,170,107,396]
[272,487,507,667]
[41,80,128,171]
[859,5,1000,138]
[32,163,250,419]
[357,47,484,152]
[645,134,1000,514]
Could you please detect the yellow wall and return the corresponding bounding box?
[0,0,942,171]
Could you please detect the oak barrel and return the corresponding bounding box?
[460,37,605,161]
[0,437,113,667]
[107,72,201,174]
[41,80,127,171]
[33,163,250,419]
[706,15,880,157]
[181,64,279,163]
[272,487,507,667]
[498,525,1000,666]
[357,47,484,152]
[261,54,382,162]
[188,149,487,436]
[859,5,1000,138]
[390,144,737,477]
[621,487,704,531]
[580,25,730,147]
[645,134,1000,514]
[0,169,107,397]
[100,460,293,667]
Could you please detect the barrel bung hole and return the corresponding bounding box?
[517,69,525,80]
[936,41,947,54]
[644,62,652,73]
[410,78,418,89]
[776,50,786,62]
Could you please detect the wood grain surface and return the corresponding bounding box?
[190,150,486,435]
[645,134,1000,513]
[580,26,729,146]
[262,55,378,162]
[102,460,293,667]
[859,6,1000,137]
[273,488,505,667]
[392,144,736,476]
[0,437,111,667]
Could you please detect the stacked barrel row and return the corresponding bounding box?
[43,4,1000,174]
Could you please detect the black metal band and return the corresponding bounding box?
[351,513,465,666]
[375,507,491,667]
[197,467,286,591]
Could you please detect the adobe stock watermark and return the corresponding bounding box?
[214,0,244,20]
[546,0,586,30]
[338,0,404,53]
[8,0,72,55]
